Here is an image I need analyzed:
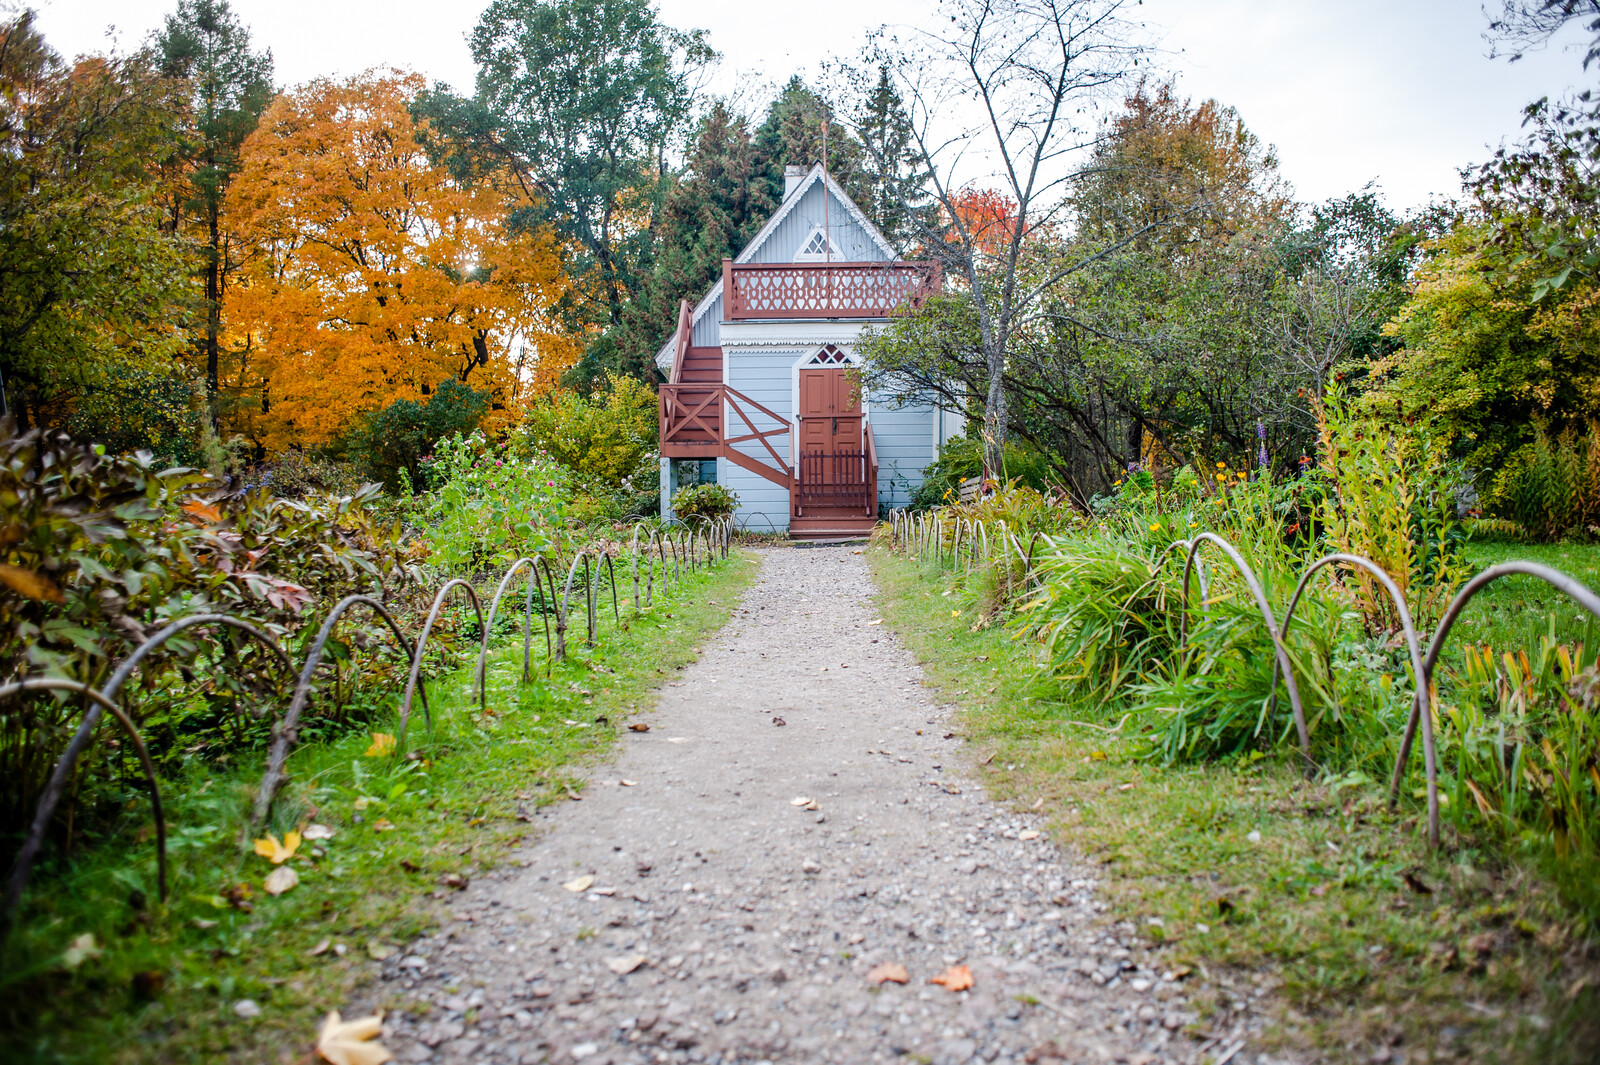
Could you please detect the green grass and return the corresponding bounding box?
[1,552,757,1064]
[871,545,1600,1065]
[1451,541,1600,650]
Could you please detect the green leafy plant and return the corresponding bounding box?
[671,482,738,523]
[1315,386,1469,631]
[420,430,571,573]
[1488,418,1600,542]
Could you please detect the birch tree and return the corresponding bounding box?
[850,0,1149,475]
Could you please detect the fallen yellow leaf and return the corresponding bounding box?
[316,1009,392,1065]
[253,831,301,864]
[372,818,395,832]
[263,866,299,895]
[868,962,909,984]
[0,563,63,603]
[929,964,974,992]
[563,875,595,893]
[364,733,396,758]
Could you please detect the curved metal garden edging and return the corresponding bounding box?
[1178,533,1314,771]
[397,579,484,747]
[1272,553,1439,845]
[254,594,425,825]
[628,523,660,608]
[593,550,622,638]
[5,615,293,905]
[1389,562,1600,840]
[558,550,595,659]
[476,557,556,694]
[0,679,167,947]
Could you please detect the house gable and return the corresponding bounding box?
[655,164,898,370]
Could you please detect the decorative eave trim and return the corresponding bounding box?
[718,319,877,348]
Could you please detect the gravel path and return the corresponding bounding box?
[381,546,1233,1065]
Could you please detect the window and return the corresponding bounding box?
[793,226,843,262]
[804,345,850,366]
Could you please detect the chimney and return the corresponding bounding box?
[784,164,806,200]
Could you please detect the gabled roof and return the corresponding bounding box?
[734,163,897,267]
[655,164,898,369]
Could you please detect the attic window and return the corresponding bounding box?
[805,345,850,366]
[793,226,843,262]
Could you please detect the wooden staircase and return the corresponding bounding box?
[658,298,881,539]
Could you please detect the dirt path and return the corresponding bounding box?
[383,546,1217,1065]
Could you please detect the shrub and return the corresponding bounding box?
[672,482,738,523]
[1487,418,1600,542]
[520,374,658,499]
[356,377,490,491]
[911,436,1054,508]
[0,421,420,847]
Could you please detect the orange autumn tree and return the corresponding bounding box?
[223,69,576,451]
[947,187,1020,262]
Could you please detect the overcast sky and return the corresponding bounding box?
[30,0,1594,210]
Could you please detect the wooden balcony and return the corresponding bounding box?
[722,259,941,320]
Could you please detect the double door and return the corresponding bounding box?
[796,368,869,511]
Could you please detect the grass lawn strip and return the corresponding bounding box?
[2,552,758,1064]
[870,545,1600,1065]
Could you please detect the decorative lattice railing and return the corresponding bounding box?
[723,260,941,319]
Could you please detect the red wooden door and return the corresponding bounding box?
[796,367,870,512]
[798,368,861,454]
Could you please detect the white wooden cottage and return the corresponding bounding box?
[656,163,962,537]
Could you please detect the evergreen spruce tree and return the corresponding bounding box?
[155,0,274,412]
[611,101,776,380]
[854,67,934,252]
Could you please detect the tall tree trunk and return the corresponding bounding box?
[984,341,1006,479]
[205,199,221,408]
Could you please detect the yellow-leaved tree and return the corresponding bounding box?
[223,69,577,451]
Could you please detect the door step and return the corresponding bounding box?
[789,514,878,540]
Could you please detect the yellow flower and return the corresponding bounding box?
[1113,479,1123,486]
[1148,523,1160,531]
[1215,473,1226,481]
[1189,522,1198,528]
[1215,461,1227,469]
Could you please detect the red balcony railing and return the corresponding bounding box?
[723,260,941,320]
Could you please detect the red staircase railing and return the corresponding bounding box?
[659,383,792,489]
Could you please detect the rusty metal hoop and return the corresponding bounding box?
[0,679,168,947]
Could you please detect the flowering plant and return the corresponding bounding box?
[422,431,571,572]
